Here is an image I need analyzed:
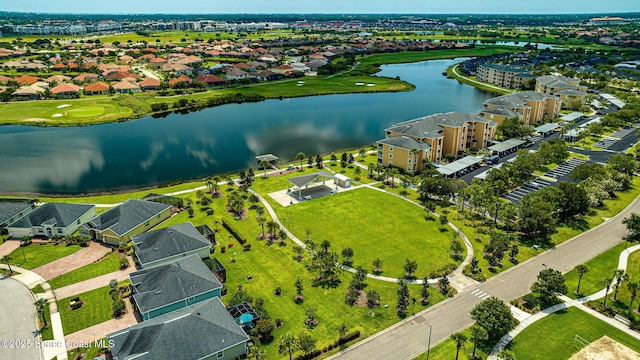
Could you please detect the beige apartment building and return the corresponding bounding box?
[476,64,536,89]
[481,91,561,125]
[535,75,587,106]
[377,112,497,173]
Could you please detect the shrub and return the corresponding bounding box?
[222,218,247,245]
[294,295,305,304]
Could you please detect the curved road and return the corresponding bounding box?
[328,195,639,360]
[0,277,41,360]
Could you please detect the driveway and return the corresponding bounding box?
[0,239,21,257]
[33,242,111,280]
[54,256,134,299]
[329,194,639,360]
[0,277,41,360]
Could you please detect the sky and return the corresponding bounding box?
[3,0,639,15]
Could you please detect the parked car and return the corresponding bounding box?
[303,195,312,200]
[486,155,499,165]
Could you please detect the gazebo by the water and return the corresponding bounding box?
[287,171,336,198]
[256,154,279,169]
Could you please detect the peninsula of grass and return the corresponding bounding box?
[508,307,640,360]
[7,243,81,270]
[48,253,121,289]
[58,281,129,335]
[447,63,513,95]
[276,187,463,278]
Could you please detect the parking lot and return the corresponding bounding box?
[500,158,587,204]
[593,126,638,149]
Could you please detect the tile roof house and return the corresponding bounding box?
[6,203,95,239]
[133,222,211,269]
[12,84,46,100]
[83,81,110,95]
[50,83,81,97]
[139,78,161,90]
[195,74,227,86]
[168,75,191,87]
[80,199,171,246]
[0,202,33,233]
[112,80,141,94]
[15,75,40,85]
[107,297,249,360]
[45,75,71,83]
[130,254,222,320]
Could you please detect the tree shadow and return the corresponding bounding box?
[560,218,590,231]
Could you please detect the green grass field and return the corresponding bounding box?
[509,308,640,360]
[0,98,132,126]
[275,187,462,278]
[48,253,121,289]
[67,106,107,118]
[58,281,129,334]
[7,243,81,270]
[564,243,627,299]
[412,326,490,360]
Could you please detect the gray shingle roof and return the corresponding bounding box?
[0,202,32,226]
[483,91,555,108]
[107,297,249,360]
[83,199,171,236]
[287,171,335,188]
[8,203,94,229]
[537,75,581,89]
[479,63,526,72]
[134,223,210,266]
[387,112,489,139]
[378,136,431,151]
[480,107,523,118]
[130,255,222,314]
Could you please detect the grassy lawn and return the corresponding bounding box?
[67,337,110,360]
[509,307,640,360]
[39,304,53,341]
[48,253,121,289]
[58,281,128,334]
[447,64,512,95]
[564,243,627,299]
[6,243,81,270]
[0,98,133,126]
[152,185,448,358]
[412,326,490,360]
[276,187,462,278]
[32,284,44,294]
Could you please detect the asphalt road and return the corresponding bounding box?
[329,192,637,360]
[0,277,41,360]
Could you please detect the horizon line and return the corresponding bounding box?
[1,11,639,16]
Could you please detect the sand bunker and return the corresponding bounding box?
[569,336,639,360]
[355,82,365,86]
[366,84,376,87]
[51,113,63,117]
[57,104,71,108]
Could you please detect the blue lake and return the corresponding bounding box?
[0,58,495,194]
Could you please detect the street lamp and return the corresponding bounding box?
[542,263,548,270]
[426,323,432,360]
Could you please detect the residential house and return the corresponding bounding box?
[482,91,561,125]
[133,222,211,268]
[107,298,250,360]
[14,75,40,85]
[112,80,141,94]
[6,203,95,238]
[254,70,283,81]
[148,57,168,69]
[50,83,80,98]
[130,255,222,320]
[195,74,227,86]
[0,203,33,234]
[45,75,71,84]
[12,84,46,100]
[377,112,496,168]
[161,63,192,76]
[139,78,161,90]
[168,75,191,88]
[83,82,110,95]
[225,68,249,81]
[73,73,99,84]
[80,199,171,245]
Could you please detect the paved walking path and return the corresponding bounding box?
[450,64,515,94]
[53,256,134,300]
[328,191,640,360]
[488,243,640,358]
[33,243,111,280]
[0,264,68,360]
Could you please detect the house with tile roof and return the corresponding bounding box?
[80,199,171,245]
[107,297,249,360]
[51,83,81,97]
[112,80,140,94]
[130,255,222,320]
[6,203,95,238]
[139,78,161,90]
[83,81,110,95]
[133,223,211,268]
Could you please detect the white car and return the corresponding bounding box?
[303,195,312,200]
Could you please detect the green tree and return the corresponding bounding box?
[278,333,298,360]
[623,213,640,239]
[497,116,534,140]
[409,148,419,180]
[530,268,568,301]
[396,280,410,317]
[252,319,275,340]
[470,297,516,339]
[627,281,638,319]
[517,192,556,239]
[403,258,418,278]
[575,264,590,294]
[497,349,516,360]
[1,255,12,275]
[607,154,637,176]
[470,324,488,358]
[372,258,383,274]
[569,163,607,182]
[112,298,126,317]
[260,160,270,177]
[341,247,354,265]
[296,152,306,170]
[420,277,430,305]
[366,289,380,309]
[34,298,47,327]
[612,269,627,300]
[558,182,589,220]
[537,138,568,165]
[451,332,467,360]
[297,332,316,355]
[601,277,613,307]
[295,276,304,296]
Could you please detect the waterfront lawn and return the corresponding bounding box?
[508,308,640,360]
[0,98,133,126]
[58,281,128,334]
[277,187,462,278]
[7,243,81,270]
[48,253,121,289]
[250,167,325,196]
[564,243,627,299]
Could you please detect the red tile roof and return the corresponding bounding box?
[84,82,110,92]
[51,83,80,94]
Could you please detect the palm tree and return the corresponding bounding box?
[206,179,213,194]
[470,324,487,358]
[278,333,298,360]
[266,221,279,241]
[602,277,613,307]
[260,160,270,177]
[575,264,589,295]
[451,332,467,360]
[409,148,419,180]
[34,298,47,327]
[296,152,306,170]
[389,167,399,188]
[1,255,12,275]
[627,281,638,318]
[612,269,627,300]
